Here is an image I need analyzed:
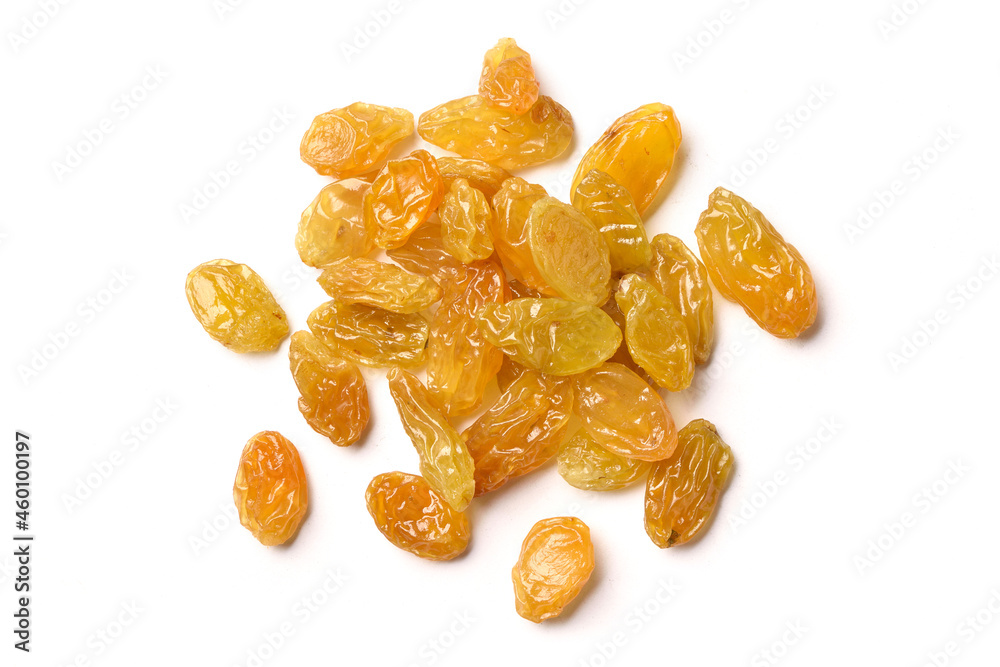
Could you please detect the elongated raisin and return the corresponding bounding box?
[317,257,441,314]
[439,178,495,264]
[307,300,429,368]
[233,431,308,546]
[615,274,693,391]
[558,430,651,491]
[437,157,511,199]
[491,177,549,291]
[572,169,652,275]
[647,234,714,364]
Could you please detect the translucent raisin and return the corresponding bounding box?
[437,156,512,199]
[439,178,495,264]
[233,431,308,546]
[558,430,651,491]
[364,149,445,250]
[647,233,714,364]
[512,517,595,623]
[491,177,550,291]
[615,274,693,391]
[386,216,467,283]
[307,300,428,368]
[478,37,540,115]
[571,169,652,275]
[317,257,442,313]
[296,178,374,268]
[300,102,413,178]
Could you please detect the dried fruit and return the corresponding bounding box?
[695,188,817,338]
[646,233,714,364]
[307,300,428,368]
[365,471,470,560]
[418,95,573,170]
[491,177,549,291]
[463,369,573,495]
[364,149,445,250]
[300,102,413,178]
[386,215,466,283]
[558,430,651,491]
[573,363,677,462]
[439,178,495,264]
[600,297,646,379]
[185,259,288,353]
[478,38,540,115]
[645,419,733,548]
[387,368,475,511]
[426,258,509,416]
[317,257,442,313]
[512,517,595,623]
[615,274,693,391]
[233,431,308,546]
[437,156,511,199]
[296,178,374,268]
[571,104,682,215]
[288,331,369,447]
[527,196,611,305]
[495,355,528,391]
[508,280,541,300]
[571,169,652,275]
[477,298,621,376]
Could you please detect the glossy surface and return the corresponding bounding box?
[647,234,715,364]
[365,472,470,561]
[439,178,495,264]
[418,95,573,170]
[478,37,540,115]
[317,257,441,313]
[600,296,646,379]
[558,430,651,491]
[645,419,733,548]
[573,363,677,462]
[288,331,369,447]
[233,431,308,546]
[512,517,595,623]
[571,103,682,215]
[307,300,429,368]
[477,298,621,376]
[364,149,445,250]
[185,259,288,353]
[615,274,693,391]
[695,188,818,338]
[463,369,574,495]
[386,216,467,283]
[571,169,652,275]
[387,368,475,511]
[296,178,374,268]
[300,102,413,178]
[437,157,511,200]
[527,196,611,305]
[491,177,549,291]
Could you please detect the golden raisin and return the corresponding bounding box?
[478,37,540,115]
[527,196,611,305]
[233,431,308,546]
[307,300,428,368]
[364,149,445,250]
[439,178,495,264]
[647,233,714,364]
[571,169,652,275]
[317,257,442,314]
[512,517,595,623]
[300,102,413,178]
[491,177,550,292]
[615,274,693,391]
[386,216,467,283]
[296,178,374,268]
[437,156,512,199]
[558,430,651,491]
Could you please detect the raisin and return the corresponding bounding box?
[477,298,621,376]
[571,103,682,215]
[233,431,308,546]
[317,257,442,313]
[527,196,612,306]
[600,297,647,379]
[365,471,470,561]
[387,368,476,511]
[478,38,540,115]
[185,259,288,353]
[491,177,550,291]
[571,169,652,275]
[695,188,818,338]
[495,354,529,392]
[418,95,573,170]
[307,300,428,368]
[512,517,595,623]
[296,178,374,268]
[645,419,733,548]
[573,362,677,462]
[647,233,714,364]
[386,215,467,283]
[558,430,651,491]
[300,102,413,178]
[288,331,369,447]
[463,369,573,495]
[615,274,693,391]
[439,178,496,264]
[437,157,512,199]
[364,149,445,250]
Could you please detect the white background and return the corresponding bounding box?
[2,0,999,665]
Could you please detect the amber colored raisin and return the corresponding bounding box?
[571,169,652,275]
[437,157,512,199]
[558,430,651,491]
[300,102,413,178]
[307,300,428,368]
[233,431,308,546]
[478,38,540,115]
[527,196,611,305]
[600,297,646,379]
[317,257,442,313]
[386,216,467,283]
[645,419,733,548]
[491,178,550,292]
[512,517,595,623]
[296,178,374,268]
[439,178,495,264]
[647,233,714,364]
[615,274,693,391]
[695,187,818,338]
[185,259,288,353]
[366,471,470,561]
[364,149,445,250]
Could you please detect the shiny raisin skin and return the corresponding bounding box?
[647,233,714,364]
[558,430,651,491]
[300,102,413,178]
[317,257,441,314]
[364,149,445,250]
[437,157,512,200]
[491,177,550,292]
[512,517,595,623]
[615,274,693,391]
[478,37,540,115]
[439,178,496,264]
[572,169,652,275]
[296,178,374,268]
[233,431,308,546]
[307,300,429,368]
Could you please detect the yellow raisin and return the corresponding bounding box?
[572,169,652,275]
[495,354,529,392]
[695,187,818,338]
[478,37,540,115]
[300,102,413,178]
[647,233,714,364]
[527,196,611,305]
[296,178,374,268]
[491,177,550,292]
[439,178,495,264]
[185,259,288,353]
[600,296,647,380]
[317,257,442,313]
[645,419,733,548]
[557,430,651,491]
[512,517,595,623]
[437,156,512,199]
[615,274,693,391]
[233,431,308,546]
[307,300,428,368]
[364,149,445,250]
[386,216,467,283]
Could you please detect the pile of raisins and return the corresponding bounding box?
[185,38,818,623]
